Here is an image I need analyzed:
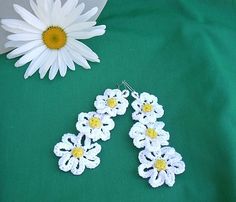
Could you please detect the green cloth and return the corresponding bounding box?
[0,0,236,201]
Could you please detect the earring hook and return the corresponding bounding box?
[122,80,136,92]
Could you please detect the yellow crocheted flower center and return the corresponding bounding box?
[89,117,102,129]
[42,26,67,49]
[71,147,84,158]
[146,128,158,139]
[142,103,153,113]
[107,98,118,108]
[154,159,167,171]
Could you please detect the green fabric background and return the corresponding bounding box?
[0,0,236,201]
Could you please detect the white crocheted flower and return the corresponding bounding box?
[129,121,169,151]
[94,89,129,117]
[138,147,185,188]
[76,112,115,141]
[54,133,101,175]
[131,92,164,124]
[1,0,106,80]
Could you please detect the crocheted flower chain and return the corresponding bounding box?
[54,89,129,175]
[129,91,185,188]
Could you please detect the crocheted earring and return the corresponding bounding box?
[122,81,185,188]
[53,88,129,175]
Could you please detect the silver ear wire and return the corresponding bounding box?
[122,80,136,92]
[122,80,139,99]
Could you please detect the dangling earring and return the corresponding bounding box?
[53,88,130,175]
[122,81,185,188]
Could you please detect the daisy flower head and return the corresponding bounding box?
[131,92,164,124]
[129,121,169,151]
[76,112,115,141]
[138,147,185,188]
[54,133,101,175]
[1,0,106,80]
[94,89,130,117]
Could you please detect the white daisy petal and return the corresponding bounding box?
[67,46,91,69]
[63,3,85,27]
[69,29,105,40]
[30,0,50,26]
[13,4,46,30]
[51,0,62,25]
[39,50,57,79]
[49,59,59,80]
[68,38,99,62]
[24,48,50,78]
[15,45,46,67]
[7,33,41,41]
[2,25,23,34]
[5,41,26,48]
[61,48,75,70]
[1,19,41,33]
[77,7,98,22]
[62,0,79,15]
[58,50,67,77]
[7,40,42,59]
[65,21,96,33]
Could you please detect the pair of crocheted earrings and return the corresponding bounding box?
[53,81,185,188]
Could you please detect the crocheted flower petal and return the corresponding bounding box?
[83,156,100,169]
[133,134,146,149]
[102,117,115,131]
[54,142,73,157]
[165,169,175,187]
[140,92,157,103]
[100,130,111,141]
[138,163,154,179]
[145,138,161,152]
[138,150,156,164]
[154,104,164,118]
[71,158,85,175]
[104,89,115,97]
[131,100,142,111]
[62,133,77,146]
[129,122,146,138]
[149,170,165,188]
[86,143,102,157]
[172,161,185,175]
[94,96,106,109]
[58,153,75,172]
[154,121,165,129]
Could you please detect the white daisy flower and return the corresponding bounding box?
[94,89,129,117]
[1,0,106,80]
[54,133,101,175]
[76,112,115,141]
[138,147,185,188]
[129,121,169,151]
[131,92,164,124]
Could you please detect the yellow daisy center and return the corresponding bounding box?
[89,117,102,129]
[107,98,118,108]
[146,128,158,139]
[71,147,84,158]
[142,103,153,113]
[42,26,67,49]
[154,159,167,171]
